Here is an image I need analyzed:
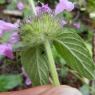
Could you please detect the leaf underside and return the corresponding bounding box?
[54,31,95,80]
[21,46,49,86]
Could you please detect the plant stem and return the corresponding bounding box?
[28,0,37,16]
[44,39,60,86]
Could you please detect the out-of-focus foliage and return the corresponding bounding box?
[86,0,95,12]
[0,0,5,4]
[80,84,90,95]
[0,75,22,92]
[7,0,17,10]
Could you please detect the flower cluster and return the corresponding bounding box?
[35,0,75,28]
[36,0,74,15]
[0,20,19,59]
[0,0,74,59]
[36,4,51,15]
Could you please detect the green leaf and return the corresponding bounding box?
[53,31,95,80]
[21,46,49,86]
[0,32,11,43]
[0,56,4,61]
[7,0,17,10]
[0,0,5,4]
[0,75,22,92]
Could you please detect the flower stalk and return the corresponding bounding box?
[28,0,37,15]
[44,39,60,86]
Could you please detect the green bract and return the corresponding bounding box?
[20,14,62,47]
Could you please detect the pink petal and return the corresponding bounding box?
[0,20,18,31]
[17,2,24,11]
[55,3,65,15]
[9,32,19,44]
[36,4,51,15]
[0,20,18,37]
[63,1,74,11]
[0,44,13,59]
[55,0,74,15]
[61,20,67,26]
[25,78,32,86]
[4,49,13,59]
[42,4,51,12]
[0,30,3,37]
[36,6,41,14]
[73,22,80,29]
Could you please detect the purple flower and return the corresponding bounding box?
[73,22,80,29]
[0,44,13,59]
[0,20,17,30]
[36,4,51,15]
[9,32,19,44]
[0,20,18,36]
[0,30,3,37]
[25,78,32,86]
[0,20,18,34]
[22,67,32,86]
[0,20,19,59]
[17,2,24,11]
[55,0,74,15]
[61,20,67,26]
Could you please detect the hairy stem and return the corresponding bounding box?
[28,0,37,15]
[44,39,60,86]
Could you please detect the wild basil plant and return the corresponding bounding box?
[0,0,95,88]
[19,0,95,86]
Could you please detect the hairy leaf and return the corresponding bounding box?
[21,46,49,86]
[54,31,95,79]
